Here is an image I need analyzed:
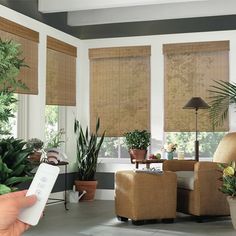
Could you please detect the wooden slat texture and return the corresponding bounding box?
[47,36,77,57]
[90,45,150,136]
[164,41,229,132]
[46,49,76,106]
[163,40,229,55]
[89,45,151,59]
[0,16,39,42]
[0,29,38,94]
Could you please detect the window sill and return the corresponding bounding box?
[98,157,131,164]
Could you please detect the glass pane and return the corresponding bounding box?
[120,137,129,159]
[98,137,119,158]
[45,105,59,143]
[165,132,226,159]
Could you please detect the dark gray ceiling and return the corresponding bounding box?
[1,0,236,39]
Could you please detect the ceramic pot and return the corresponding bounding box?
[227,196,236,229]
[167,152,174,160]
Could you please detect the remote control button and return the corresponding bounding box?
[37,183,45,189]
[40,177,47,182]
[35,189,40,194]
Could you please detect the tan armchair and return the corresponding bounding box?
[163,132,236,218]
[163,160,229,217]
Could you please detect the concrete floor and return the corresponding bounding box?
[25,201,236,236]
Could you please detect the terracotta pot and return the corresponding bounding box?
[129,149,147,163]
[29,151,42,162]
[227,196,236,229]
[74,180,98,202]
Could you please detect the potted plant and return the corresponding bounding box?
[0,137,34,195]
[218,162,236,229]
[45,129,66,164]
[163,143,177,160]
[26,138,44,162]
[124,130,151,163]
[74,118,105,201]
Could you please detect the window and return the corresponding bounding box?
[89,46,151,137]
[98,137,129,159]
[165,132,225,160]
[45,105,59,143]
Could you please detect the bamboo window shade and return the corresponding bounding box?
[46,36,77,106]
[0,17,39,94]
[163,40,229,132]
[89,46,151,137]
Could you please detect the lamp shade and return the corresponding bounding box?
[183,97,210,110]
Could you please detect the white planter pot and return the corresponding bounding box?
[227,196,236,229]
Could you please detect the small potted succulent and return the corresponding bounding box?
[26,138,44,162]
[124,130,151,163]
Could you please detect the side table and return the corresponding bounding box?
[46,161,69,210]
[134,159,165,169]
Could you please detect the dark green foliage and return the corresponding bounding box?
[0,39,28,135]
[0,91,17,135]
[0,38,27,92]
[208,80,236,129]
[0,137,34,195]
[124,130,151,150]
[74,118,105,181]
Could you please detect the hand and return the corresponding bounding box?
[0,190,37,236]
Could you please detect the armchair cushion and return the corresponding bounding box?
[176,171,194,190]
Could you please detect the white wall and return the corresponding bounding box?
[0,5,80,171]
[2,4,236,200]
[80,30,236,199]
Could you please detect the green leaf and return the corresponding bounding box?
[0,184,11,195]
[4,176,33,186]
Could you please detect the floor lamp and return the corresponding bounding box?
[183,97,210,162]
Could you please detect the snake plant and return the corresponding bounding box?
[0,137,34,195]
[208,80,236,128]
[74,118,105,181]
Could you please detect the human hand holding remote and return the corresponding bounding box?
[0,190,37,236]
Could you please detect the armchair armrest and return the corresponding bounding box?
[163,160,196,172]
[193,161,229,215]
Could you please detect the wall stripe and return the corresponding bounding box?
[17,172,115,193]
[1,1,236,39]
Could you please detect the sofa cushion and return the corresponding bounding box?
[175,171,195,190]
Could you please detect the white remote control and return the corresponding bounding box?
[18,163,60,226]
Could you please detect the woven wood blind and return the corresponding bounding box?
[0,17,39,94]
[46,36,77,106]
[89,46,151,137]
[163,40,229,132]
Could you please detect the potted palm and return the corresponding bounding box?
[124,130,151,163]
[74,118,105,201]
[208,80,236,128]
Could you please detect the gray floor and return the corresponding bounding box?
[25,201,236,236]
